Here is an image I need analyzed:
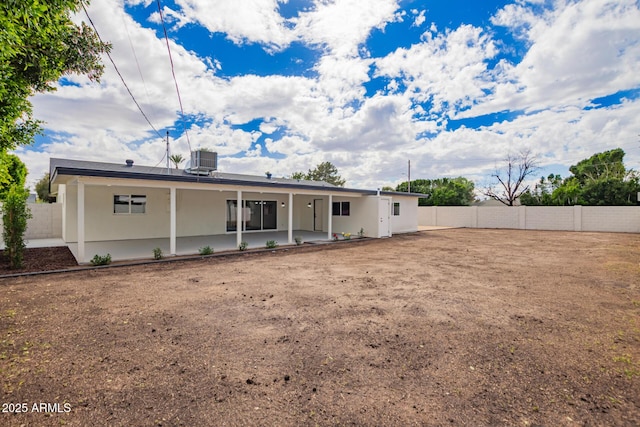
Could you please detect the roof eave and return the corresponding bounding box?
[51,165,379,195]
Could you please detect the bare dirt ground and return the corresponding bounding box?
[1,229,639,426]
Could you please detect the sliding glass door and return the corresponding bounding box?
[227,200,277,232]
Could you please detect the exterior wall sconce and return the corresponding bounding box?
[307,202,312,208]
[281,202,285,207]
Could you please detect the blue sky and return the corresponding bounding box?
[18,0,640,192]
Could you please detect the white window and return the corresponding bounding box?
[114,195,146,214]
[393,202,400,216]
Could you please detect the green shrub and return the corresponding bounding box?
[90,253,111,266]
[152,247,163,260]
[265,240,278,249]
[294,236,303,245]
[199,246,214,255]
[1,185,32,269]
[239,241,248,251]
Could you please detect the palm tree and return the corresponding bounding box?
[169,154,185,169]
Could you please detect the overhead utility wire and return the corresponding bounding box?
[82,4,164,141]
[121,11,155,118]
[156,0,192,153]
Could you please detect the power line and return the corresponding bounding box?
[156,0,192,153]
[82,4,164,141]
[121,11,155,120]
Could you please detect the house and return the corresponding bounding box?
[49,155,425,263]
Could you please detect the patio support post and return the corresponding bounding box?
[170,187,176,256]
[288,193,293,244]
[236,190,243,248]
[327,194,333,240]
[77,180,85,263]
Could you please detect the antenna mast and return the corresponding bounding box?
[166,131,170,174]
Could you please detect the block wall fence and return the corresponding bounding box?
[0,203,62,240]
[418,206,639,233]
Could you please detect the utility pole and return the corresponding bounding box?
[166,131,170,174]
[408,159,411,193]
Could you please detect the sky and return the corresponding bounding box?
[15,0,640,192]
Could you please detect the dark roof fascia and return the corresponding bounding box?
[52,164,385,196]
[380,190,430,198]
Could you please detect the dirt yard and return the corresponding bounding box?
[1,229,639,426]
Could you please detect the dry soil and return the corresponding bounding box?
[1,229,639,426]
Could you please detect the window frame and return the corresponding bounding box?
[113,194,146,215]
[332,201,350,216]
[393,202,400,216]
[226,199,278,232]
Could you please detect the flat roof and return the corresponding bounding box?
[50,158,428,198]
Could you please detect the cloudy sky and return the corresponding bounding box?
[16,0,640,191]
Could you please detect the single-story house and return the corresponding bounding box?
[49,154,426,263]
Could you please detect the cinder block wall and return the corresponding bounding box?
[0,203,62,239]
[419,206,640,233]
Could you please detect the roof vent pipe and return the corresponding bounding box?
[125,159,134,167]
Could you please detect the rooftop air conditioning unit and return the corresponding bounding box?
[189,150,217,174]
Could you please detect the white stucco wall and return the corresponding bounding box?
[390,195,419,233]
[330,196,368,237]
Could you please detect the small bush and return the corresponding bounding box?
[90,253,112,266]
[294,236,303,245]
[199,246,214,255]
[152,247,163,260]
[239,241,248,251]
[265,240,278,249]
[1,185,31,269]
[358,227,365,238]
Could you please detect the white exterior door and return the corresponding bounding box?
[314,199,324,231]
[378,198,391,237]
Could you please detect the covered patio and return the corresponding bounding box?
[66,230,330,262]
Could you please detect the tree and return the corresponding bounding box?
[169,154,184,169]
[396,177,475,206]
[519,149,639,206]
[484,150,540,206]
[290,171,306,181]
[291,162,346,187]
[0,0,111,151]
[569,148,626,183]
[34,172,51,202]
[564,149,638,205]
[519,174,563,206]
[0,152,27,199]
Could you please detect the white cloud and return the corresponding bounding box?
[172,0,294,50]
[294,0,400,56]
[412,9,426,27]
[471,0,640,116]
[374,24,498,117]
